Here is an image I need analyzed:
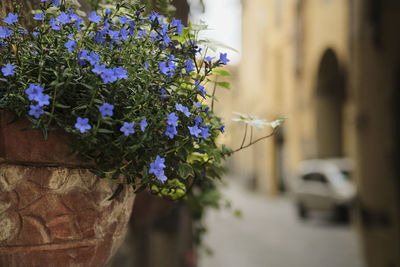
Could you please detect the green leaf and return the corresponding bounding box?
[81,83,95,90]
[189,22,209,31]
[55,103,71,109]
[94,99,103,104]
[41,127,48,141]
[101,119,113,126]
[234,209,243,218]
[98,128,114,134]
[73,105,87,110]
[134,184,147,194]
[216,81,230,90]
[198,38,239,53]
[178,163,194,179]
[108,184,124,200]
[213,69,232,77]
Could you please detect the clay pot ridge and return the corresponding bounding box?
[0,111,93,168]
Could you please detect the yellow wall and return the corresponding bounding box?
[236,0,354,194]
[237,0,400,265]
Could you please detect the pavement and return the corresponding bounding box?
[198,178,365,267]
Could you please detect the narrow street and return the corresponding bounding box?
[198,178,365,267]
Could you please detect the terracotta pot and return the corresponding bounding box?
[0,112,135,267]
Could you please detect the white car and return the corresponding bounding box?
[293,158,356,221]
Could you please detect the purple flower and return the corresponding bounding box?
[149,11,163,23]
[99,102,114,117]
[195,81,206,97]
[75,117,91,133]
[138,29,147,38]
[120,122,135,136]
[25,84,44,101]
[160,22,168,35]
[163,35,171,47]
[87,51,101,65]
[144,61,149,69]
[101,68,117,84]
[218,125,225,134]
[29,104,44,119]
[120,27,130,41]
[88,11,101,24]
[114,67,128,79]
[50,17,60,31]
[149,156,167,183]
[0,26,12,38]
[52,0,60,6]
[36,93,50,107]
[165,125,177,139]
[4,13,18,25]
[65,39,76,53]
[139,118,148,132]
[194,102,202,109]
[57,12,71,25]
[188,125,201,137]
[78,49,89,65]
[175,103,191,117]
[118,16,128,24]
[155,172,167,183]
[168,54,176,71]
[200,125,210,139]
[171,18,184,36]
[185,59,194,72]
[204,56,215,65]
[152,156,165,170]
[108,30,120,39]
[78,49,89,58]
[159,88,167,101]
[194,116,203,125]
[69,11,82,31]
[33,12,45,21]
[219,53,230,65]
[175,103,184,112]
[2,63,16,76]
[93,32,105,45]
[159,61,169,76]
[92,64,106,75]
[128,22,135,32]
[167,112,178,127]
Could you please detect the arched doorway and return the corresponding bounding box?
[315,49,346,158]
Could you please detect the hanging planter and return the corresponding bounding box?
[0,0,253,265]
[0,111,135,266]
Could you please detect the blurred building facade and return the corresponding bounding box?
[236,0,400,266]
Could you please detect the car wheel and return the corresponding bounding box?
[297,202,308,220]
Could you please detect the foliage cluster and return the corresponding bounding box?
[0,0,232,200]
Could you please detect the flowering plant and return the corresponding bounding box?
[0,0,232,199]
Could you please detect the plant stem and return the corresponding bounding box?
[231,129,276,154]
[239,124,248,149]
[211,76,218,112]
[47,75,59,127]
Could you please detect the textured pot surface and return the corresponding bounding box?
[0,111,91,166]
[0,111,135,267]
[0,164,135,267]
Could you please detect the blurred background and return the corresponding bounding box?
[2,0,399,266]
